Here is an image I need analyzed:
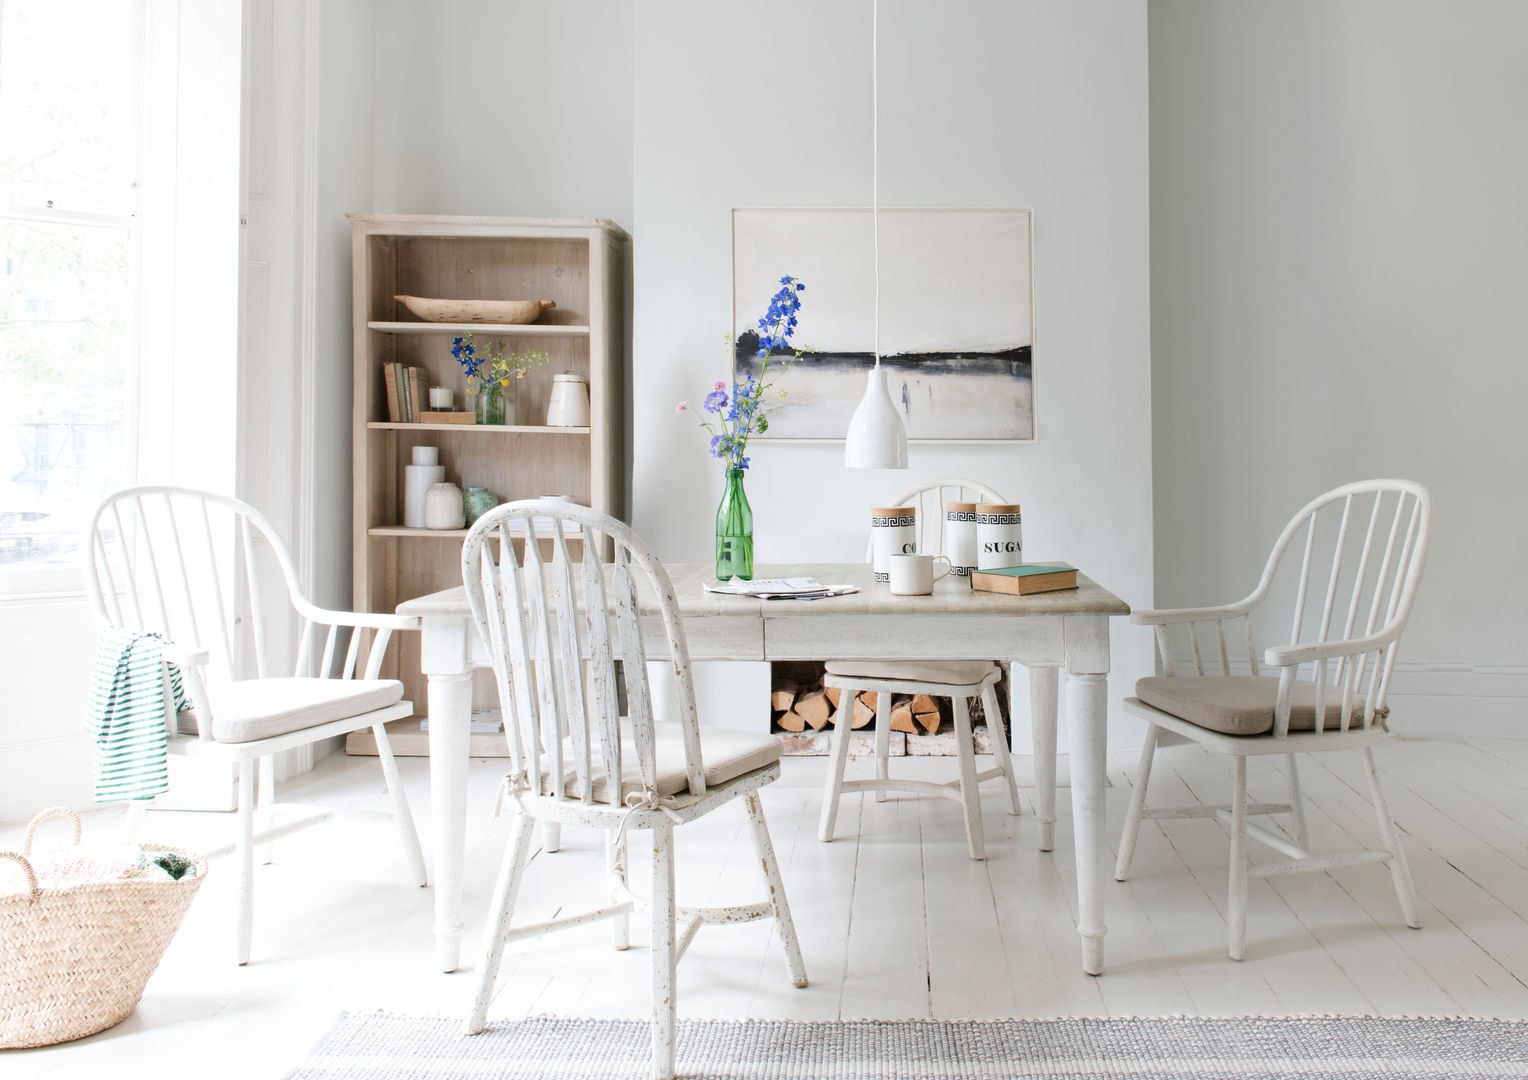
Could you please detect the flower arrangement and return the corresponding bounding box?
[450,332,549,394]
[677,276,808,471]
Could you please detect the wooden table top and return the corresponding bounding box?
[398,561,1130,619]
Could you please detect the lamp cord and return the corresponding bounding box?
[872,0,880,371]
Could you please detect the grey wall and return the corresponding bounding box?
[1150,0,1528,732]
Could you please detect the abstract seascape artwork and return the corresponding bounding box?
[733,208,1034,442]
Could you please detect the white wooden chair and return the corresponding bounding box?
[1115,479,1432,959]
[461,500,807,1080]
[82,486,427,964]
[818,478,1025,861]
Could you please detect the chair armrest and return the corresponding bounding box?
[1264,629,1399,668]
[295,603,420,632]
[1130,601,1251,626]
[161,642,210,670]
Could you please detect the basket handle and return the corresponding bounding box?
[23,806,82,855]
[0,851,40,903]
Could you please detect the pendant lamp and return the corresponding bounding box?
[844,0,909,470]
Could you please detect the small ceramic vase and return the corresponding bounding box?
[463,486,498,526]
[424,481,465,530]
[404,446,444,529]
[546,373,590,427]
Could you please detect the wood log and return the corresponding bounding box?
[824,686,842,710]
[790,689,832,731]
[771,681,800,713]
[849,691,876,729]
[889,699,917,734]
[775,708,806,733]
[911,693,941,735]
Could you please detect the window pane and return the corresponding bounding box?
[0,219,129,573]
[0,0,136,216]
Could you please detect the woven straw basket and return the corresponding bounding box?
[0,807,207,1049]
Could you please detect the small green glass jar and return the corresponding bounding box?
[463,486,498,526]
[474,382,506,426]
[714,469,753,580]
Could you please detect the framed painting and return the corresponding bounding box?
[732,207,1034,442]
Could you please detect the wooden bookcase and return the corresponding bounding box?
[345,214,629,756]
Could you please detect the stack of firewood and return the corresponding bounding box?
[771,678,941,735]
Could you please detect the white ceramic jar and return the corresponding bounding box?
[424,481,465,530]
[404,446,445,529]
[975,502,1023,570]
[546,373,590,427]
[870,506,918,583]
[945,500,979,578]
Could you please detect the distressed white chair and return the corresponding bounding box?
[819,478,1026,861]
[83,486,427,964]
[461,500,806,1080]
[1115,479,1432,959]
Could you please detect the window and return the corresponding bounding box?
[0,0,140,588]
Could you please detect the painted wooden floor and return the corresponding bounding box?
[5,737,1528,1078]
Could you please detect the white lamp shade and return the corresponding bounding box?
[844,367,909,469]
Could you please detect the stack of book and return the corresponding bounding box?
[383,363,430,423]
[970,564,1079,596]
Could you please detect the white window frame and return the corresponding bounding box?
[0,0,147,598]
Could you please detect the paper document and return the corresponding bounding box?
[704,577,859,600]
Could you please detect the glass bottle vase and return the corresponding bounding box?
[714,468,753,581]
[474,382,506,426]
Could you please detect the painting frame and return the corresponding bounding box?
[731,207,1037,445]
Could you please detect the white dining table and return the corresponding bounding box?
[397,561,1130,977]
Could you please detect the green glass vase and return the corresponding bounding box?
[715,468,753,581]
[474,381,506,425]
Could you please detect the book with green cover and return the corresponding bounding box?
[970,564,1078,596]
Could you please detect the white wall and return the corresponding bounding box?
[632,0,1156,743]
[372,0,633,225]
[1150,0,1528,735]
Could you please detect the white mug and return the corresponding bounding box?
[888,553,952,596]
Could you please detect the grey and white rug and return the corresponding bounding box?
[287,1013,1528,1079]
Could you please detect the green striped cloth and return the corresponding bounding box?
[87,627,188,803]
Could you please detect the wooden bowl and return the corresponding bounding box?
[393,296,556,324]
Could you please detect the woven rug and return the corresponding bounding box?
[287,1012,1528,1079]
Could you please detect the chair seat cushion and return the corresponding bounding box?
[1135,675,1384,737]
[550,723,783,804]
[825,659,997,686]
[178,677,405,743]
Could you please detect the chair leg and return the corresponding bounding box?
[744,792,808,988]
[1228,755,1249,961]
[873,690,891,803]
[981,683,1021,815]
[542,822,562,853]
[650,823,678,1080]
[466,814,537,1035]
[1285,753,1309,851]
[1115,724,1160,881]
[952,695,986,861]
[257,755,275,865]
[374,722,428,887]
[120,800,148,841]
[236,758,257,966]
[1360,746,1422,929]
[607,828,630,950]
[1029,665,1060,851]
[817,688,856,842]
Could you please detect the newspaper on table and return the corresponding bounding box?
[704,576,858,601]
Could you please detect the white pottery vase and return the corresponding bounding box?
[404,446,444,528]
[424,481,465,530]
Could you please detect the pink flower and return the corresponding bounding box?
[675,401,688,413]
[712,380,726,392]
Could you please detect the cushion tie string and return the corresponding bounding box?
[615,789,684,846]
[493,771,532,817]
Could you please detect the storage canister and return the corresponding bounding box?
[945,501,979,578]
[870,506,918,582]
[975,503,1022,570]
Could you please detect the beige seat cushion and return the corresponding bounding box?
[825,659,997,686]
[1136,675,1384,737]
[549,722,782,804]
[178,677,404,743]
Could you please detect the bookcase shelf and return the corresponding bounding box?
[349,214,630,752]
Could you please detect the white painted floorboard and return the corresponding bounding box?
[5,738,1528,1079]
